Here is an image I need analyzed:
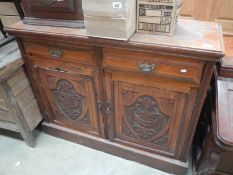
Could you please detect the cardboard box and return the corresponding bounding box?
[82,0,136,40]
[137,0,183,36]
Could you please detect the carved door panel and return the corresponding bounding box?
[105,72,197,157]
[36,66,102,137]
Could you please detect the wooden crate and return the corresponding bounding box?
[0,2,21,27]
[0,41,42,147]
[82,0,136,40]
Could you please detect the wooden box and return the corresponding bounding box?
[137,0,183,36]
[0,2,21,27]
[82,0,136,40]
[21,0,84,28]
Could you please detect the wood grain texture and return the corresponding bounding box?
[210,0,233,35]
[0,41,23,81]
[180,0,233,35]
[21,0,83,21]
[0,2,18,15]
[103,48,204,84]
[5,19,224,61]
[219,36,233,78]
[37,66,103,137]
[0,41,42,147]
[7,68,42,131]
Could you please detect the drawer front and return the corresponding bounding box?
[24,40,97,67]
[103,48,204,83]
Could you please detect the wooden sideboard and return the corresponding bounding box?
[6,19,224,174]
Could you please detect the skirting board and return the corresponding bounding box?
[42,122,189,174]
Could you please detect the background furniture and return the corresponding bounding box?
[21,0,84,27]
[0,41,42,147]
[0,0,24,47]
[0,0,24,27]
[6,19,224,174]
[0,18,14,47]
[180,0,233,35]
[193,37,233,175]
[193,72,233,175]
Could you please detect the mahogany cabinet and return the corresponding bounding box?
[6,19,224,174]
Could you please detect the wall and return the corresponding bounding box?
[180,0,233,35]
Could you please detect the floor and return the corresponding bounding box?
[0,129,192,175]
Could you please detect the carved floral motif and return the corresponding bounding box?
[51,79,90,124]
[123,95,170,146]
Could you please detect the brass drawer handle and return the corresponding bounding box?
[49,48,63,58]
[138,63,155,73]
[105,101,112,114]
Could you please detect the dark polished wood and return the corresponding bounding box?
[194,74,233,175]
[21,0,84,27]
[6,19,224,174]
[22,0,83,21]
[194,36,233,175]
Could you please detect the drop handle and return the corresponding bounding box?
[54,67,68,73]
[49,48,63,58]
[105,101,112,114]
[96,100,102,112]
[138,63,155,73]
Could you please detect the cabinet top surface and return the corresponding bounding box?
[6,19,224,60]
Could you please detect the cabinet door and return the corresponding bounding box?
[105,72,197,157]
[36,66,103,137]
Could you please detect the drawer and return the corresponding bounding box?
[23,40,96,67]
[103,48,204,83]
